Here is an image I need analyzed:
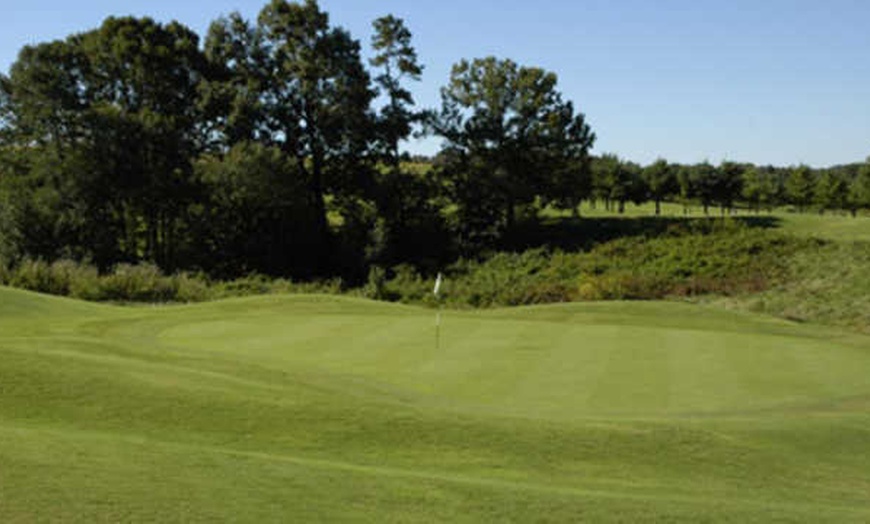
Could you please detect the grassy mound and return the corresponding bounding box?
[1,288,869,521]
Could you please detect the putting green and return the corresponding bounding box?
[1,287,869,522]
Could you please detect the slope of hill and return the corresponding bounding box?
[1,287,869,521]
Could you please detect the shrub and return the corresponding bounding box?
[10,259,65,296]
[172,272,213,303]
[100,263,177,302]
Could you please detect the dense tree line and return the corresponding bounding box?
[0,0,868,283]
[585,155,870,218]
[0,0,595,280]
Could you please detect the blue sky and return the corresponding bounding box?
[2,0,869,167]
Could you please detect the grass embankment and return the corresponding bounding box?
[1,287,869,521]
[377,222,813,307]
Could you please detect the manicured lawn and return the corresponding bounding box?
[1,287,869,521]
[573,201,870,243]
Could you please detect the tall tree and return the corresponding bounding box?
[2,18,206,268]
[257,0,376,264]
[202,13,270,149]
[370,15,422,170]
[430,56,594,236]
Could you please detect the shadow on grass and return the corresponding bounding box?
[501,215,783,253]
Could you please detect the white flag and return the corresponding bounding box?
[433,272,443,297]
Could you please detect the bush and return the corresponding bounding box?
[10,259,67,296]
[172,272,213,303]
[100,263,177,302]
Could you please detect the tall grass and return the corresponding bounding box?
[719,240,870,332]
[380,224,816,308]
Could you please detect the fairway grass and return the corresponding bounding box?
[1,287,869,522]
[573,201,870,243]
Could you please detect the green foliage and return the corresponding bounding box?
[431,56,595,243]
[724,240,870,332]
[592,154,640,213]
[2,0,868,291]
[815,169,849,213]
[376,221,811,308]
[370,15,423,168]
[848,162,870,214]
[714,161,745,214]
[689,162,718,214]
[641,158,674,215]
[741,166,778,212]
[0,258,343,303]
[190,142,319,278]
[786,164,816,212]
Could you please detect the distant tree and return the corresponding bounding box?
[741,166,777,213]
[689,162,717,215]
[642,158,675,215]
[848,162,870,216]
[741,166,764,213]
[715,161,745,215]
[593,154,634,213]
[676,164,694,214]
[786,165,816,212]
[544,150,593,217]
[370,14,423,170]
[814,169,849,214]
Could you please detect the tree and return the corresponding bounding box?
[741,167,763,213]
[370,15,423,170]
[642,158,675,215]
[676,165,694,214]
[786,165,816,212]
[593,154,634,213]
[848,162,870,216]
[430,56,595,237]
[815,169,849,214]
[715,161,744,215]
[256,0,376,266]
[201,12,271,149]
[191,142,318,277]
[1,18,206,268]
[689,162,717,215]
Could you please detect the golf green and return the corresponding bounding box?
[1,287,869,521]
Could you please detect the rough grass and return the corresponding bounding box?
[1,287,869,522]
[380,223,814,308]
[713,240,870,333]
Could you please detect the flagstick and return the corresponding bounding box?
[433,272,443,351]
[435,308,441,351]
